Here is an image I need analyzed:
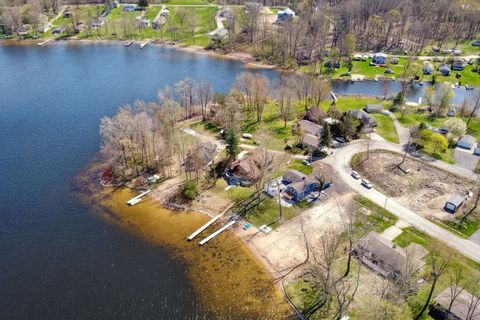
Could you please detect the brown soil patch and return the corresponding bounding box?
[353,150,477,218]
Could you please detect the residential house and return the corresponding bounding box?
[224,147,267,187]
[431,287,480,320]
[424,62,434,75]
[185,142,217,177]
[355,231,428,281]
[301,133,320,150]
[372,53,387,65]
[17,24,32,36]
[349,109,377,132]
[439,64,451,76]
[282,170,326,202]
[457,135,476,150]
[153,16,166,29]
[453,49,462,56]
[212,28,229,41]
[304,106,327,124]
[219,8,233,19]
[137,18,150,28]
[113,0,120,8]
[444,194,465,213]
[123,4,136,12]
[438,125,449,135]
[52,25,65,34]
[365,104,384,114]
[299,119,323,136]
[276,7,295,23]
[92,17,106,28]
[452,59,465,71]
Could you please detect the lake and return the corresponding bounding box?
[0,42,283,320]
[1,41,478,320]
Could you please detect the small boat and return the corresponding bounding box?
[374,77,378,82]
[419,81,424,86]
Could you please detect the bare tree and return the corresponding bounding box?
[414,247,449,320]
[196,80,213,121]
[175,77,195,118]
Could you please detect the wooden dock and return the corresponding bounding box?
[124,40,134,47]
[139,41,149,49]
[37,39,52,46]
[330,91,338,102]
[126,190,151,206]
[199,220,236,246]
[187,203,235,241]
[188,214,224,241]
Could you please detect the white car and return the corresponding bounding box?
[361,179,373,189]
[351,171,360,179]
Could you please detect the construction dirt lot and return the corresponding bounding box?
[352,150,478,219]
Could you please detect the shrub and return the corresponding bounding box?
[182,180,199,200]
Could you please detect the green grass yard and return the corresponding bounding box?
[372,114,399,143]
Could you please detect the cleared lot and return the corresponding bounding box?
[351,150,477,219]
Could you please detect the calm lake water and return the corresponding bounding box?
[0,42,279,320]
[1,42,478,319]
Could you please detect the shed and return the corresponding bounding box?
[372,53,387,65]
[365,104,384,113]
[457,135,476,150]
[444,195,465,213]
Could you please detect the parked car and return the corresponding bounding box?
[335,137,346,143]
[361,179,373,189]
[351,171,360,179]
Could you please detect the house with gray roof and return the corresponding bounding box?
[474,144,480,156]
[299,119,323,136]
[372,53,387,65]
[457,135,476,150]
[301,133,320,150]
[355,231,427,281]
[282,170,330,202]
[365,104,384,114]
[349,109,377,132]
[431,287,480,320]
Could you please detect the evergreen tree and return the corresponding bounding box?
[138,0,148,8]
[225,128,239,161]
[320,124,333,148]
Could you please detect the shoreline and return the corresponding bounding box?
[2,38,479,89]
[0,37,279,69]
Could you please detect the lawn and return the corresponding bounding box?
[243,197,307,229]
[371,114,399,143]
[353,195,398,233]
[394,226,480,318]
[47,4,217,42]
[287,159,313,175]
[320,96,390,113]
[162,0,214,4]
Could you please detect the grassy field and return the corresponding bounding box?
[163,0,214,4]
[320,96,390,113]
[287,159,313,175]
[243,197,309,229]
[371,114,399,143]
[300,55,480,87]
[45,4,217,42]
[353,195,398,233]
[394,226,480,318]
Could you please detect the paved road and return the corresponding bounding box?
[323,140,480,263]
